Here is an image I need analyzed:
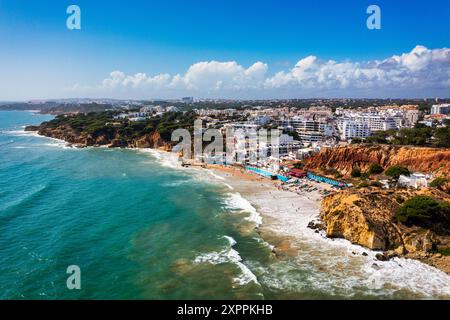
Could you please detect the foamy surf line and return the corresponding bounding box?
[194,235,260,287]
[135,148,183,170]
[137,149,238,193]
[222,192,263,227]
[5,129,74,149]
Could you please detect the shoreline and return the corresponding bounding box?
[22,130,450,296]
[203,163,450,297]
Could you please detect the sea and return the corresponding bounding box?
[0,111,449,300]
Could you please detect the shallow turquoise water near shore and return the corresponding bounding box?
[0,111,274,299]
[1,111,449,300]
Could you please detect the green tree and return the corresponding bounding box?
[430,177,450,194]
[368,163,384,175]
[351,167,361,178]
[396,196,450,233]
[385,166,410,180]
[430,177,449,188]
[293,163,303,169]
[351,138,362,144]
[433,127,450,148]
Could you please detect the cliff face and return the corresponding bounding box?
[132,131,172,151]
[25,124,173,150]
[320,188,450,273]
[321,189,403,250]
[303,145,450,177]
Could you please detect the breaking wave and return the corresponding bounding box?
[222,192,262,227]
[194,236,259,286]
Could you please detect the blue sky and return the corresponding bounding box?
[0,0,449,100]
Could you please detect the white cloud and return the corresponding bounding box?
[170,60,268,90]
[101,71,126,88]
[82,45,450,98]
[123,73,148,87]
[264,45,450,92]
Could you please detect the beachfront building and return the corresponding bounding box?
[223,122,302,165]
[263,134,303,158]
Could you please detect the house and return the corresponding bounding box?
[398,173,429,189]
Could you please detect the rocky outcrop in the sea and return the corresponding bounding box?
[302,145,450,177]
[320,188,450,273]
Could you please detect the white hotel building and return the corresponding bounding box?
[340,121,371,141]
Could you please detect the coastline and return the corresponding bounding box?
[23,130,450,297]
[203,163,450,298]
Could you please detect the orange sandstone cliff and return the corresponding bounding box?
[303,145,450,177]
[320,188,450,273]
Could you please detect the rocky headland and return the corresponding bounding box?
[25,124,173,150]
[317,187,450,273]
[23,111,196,151]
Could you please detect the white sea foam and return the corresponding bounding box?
[223,192,262,227]
[253,237,275,251]
[137,148,183,170]
[139,148,162,160]
[207,170,225,180]
[42,141,72,149]
[223,183,234,190]
[194,236,260,286]
[222,235,237,247]
[4,129,73,149]
[233,253,259,286]
[3,130,41,137]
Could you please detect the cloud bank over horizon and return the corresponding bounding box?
[70,45,450,99]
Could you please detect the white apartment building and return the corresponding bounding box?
[340,121,371,140]
[367,116,397,131]
[277,117,334,144]
[431,104,450,115]
[404,109,421,127]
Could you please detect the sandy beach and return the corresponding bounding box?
[206,164,324,255]
[201,163,450,298]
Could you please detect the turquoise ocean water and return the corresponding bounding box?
[1,111,449,300]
